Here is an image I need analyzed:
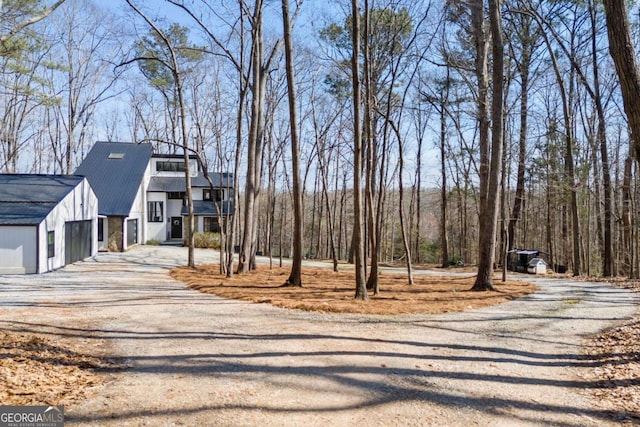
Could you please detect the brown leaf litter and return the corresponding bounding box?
[582,280,640,424]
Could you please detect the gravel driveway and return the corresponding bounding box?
[0,246,637,426]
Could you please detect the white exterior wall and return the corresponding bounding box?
[40,178,98,273]
[0,226,37,274]
[147,192,167,241]
[145,157,214,242]
[123,162,151,249]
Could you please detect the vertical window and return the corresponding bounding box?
[203,217,220,233]
[98,218,104,241]
[47,231,55,258]
[148,201,164,222]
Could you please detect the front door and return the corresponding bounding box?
[171,217,183,239]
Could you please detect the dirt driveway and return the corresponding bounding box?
[0,246,637,426]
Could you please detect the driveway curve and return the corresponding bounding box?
[0,246,636,426]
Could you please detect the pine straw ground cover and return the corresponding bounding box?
[581,279,640,424]
[171,264,537,315]
[0,331,118,406]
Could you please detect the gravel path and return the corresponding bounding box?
[0,246,637,426]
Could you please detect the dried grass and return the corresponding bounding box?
[171,264,537,315]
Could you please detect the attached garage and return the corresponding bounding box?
[0,174,98,274]
[65,220,93,265]
[0,226,37,274]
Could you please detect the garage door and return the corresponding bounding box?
[65,220,92,265]
[0,226,37,274]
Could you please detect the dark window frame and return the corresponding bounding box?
[156,161,187,172]
[147,201,164,222]
[203,188,223,202]
[98,218,104,241]
[47,231,55,258]
[203,217,220,233]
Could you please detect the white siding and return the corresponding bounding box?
[0,226,37,274]
[147,192,167,242]
[40,178,98,273]
[122,161,151,248]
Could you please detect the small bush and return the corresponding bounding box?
[146,239,161,246]
[193,232,221,249]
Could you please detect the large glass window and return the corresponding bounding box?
[167,192,185,199]
[203,189,223,202]
[156,161,186,172]
[47,231,55,258]
[148,201,164,222]
[203,217,220,233]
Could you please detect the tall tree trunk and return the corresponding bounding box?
[393,120,414,284]
[238,2,263,274]
[603,0,640,163]
[362,0,380,295]
[126,0,195,266]
[351,0,368,300]
[281,0,303,287]
[439,79,449,268]
[588,1,612,276]
[622,152,634,276]
[532,7,582,276]
[472,0,500,291]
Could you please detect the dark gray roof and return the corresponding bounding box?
[148,173,233,192]
[182,200,234,216]
[75,141,153,216]
[0,174,85,225]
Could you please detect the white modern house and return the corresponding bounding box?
[76,141,233,251]
[0,174,98,274]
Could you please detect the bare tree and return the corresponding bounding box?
[470,0,500,291]
[125,0,197,267]
[281,0,303,287]
[603,0,640,163]
[49,0,125,173]
[351,0,367,300]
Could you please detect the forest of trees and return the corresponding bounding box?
[3,0,640,294]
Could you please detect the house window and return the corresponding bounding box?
[167,192,186,206]
[98,218,104,241]
[156,161,186,172]
[203,217,220,233]
[148,201,164,222]
[203,189,223,202]
[47,231,55,258]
